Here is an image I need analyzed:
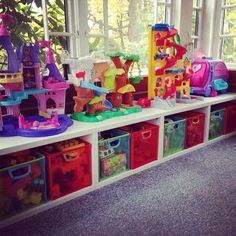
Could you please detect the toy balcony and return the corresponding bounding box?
[40,138,92,200]
[0,150,47,220]
[0,72,23,83]
[98,129,130,181]
[120,122,159,169]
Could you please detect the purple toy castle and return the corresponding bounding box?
[0,13,72,137]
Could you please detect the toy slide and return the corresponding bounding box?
[155,42,187,75]
[155,28,178,46]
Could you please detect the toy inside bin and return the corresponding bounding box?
[177,112,205,149]
[209,107,225,140]
[164,116,185,157]
[120,122,159,169]
[98,129,130,180]
[41,138,92,200]
[0,150,47,220]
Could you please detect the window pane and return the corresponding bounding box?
[156,5,166,23]
[220,37,236,63]
[89,37,105,54]
[1,1,44,46]
[221,8,236,35]
[47,0,67,32]
[49,35,69,65]
[193,0,202,7]
[157,0,171,3]
[223,0,236,5]
[88,0,156,68]
[88,0,104,35]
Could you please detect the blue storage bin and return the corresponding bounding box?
[98,129,130,180]
[0,150,47,220]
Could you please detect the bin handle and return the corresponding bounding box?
[192,118,199,124]
[214,112,223,120]
[107,138,121,149]
[141,130,152,139]
[8,164,32,180]
[63,150,81,162]
[173,123,179,130]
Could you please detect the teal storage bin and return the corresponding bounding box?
[209,108,225,140]
[164,117,186,157]
[98,129,130,181]
[0,151,47,220]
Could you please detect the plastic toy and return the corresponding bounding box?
[136,97,151,108]
[148,23,194,109]
[0,14,72,137]
[67,54,142,122]
[190,57,228,97]
[106,52,140,107]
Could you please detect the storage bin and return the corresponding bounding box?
[209,108,225,140]
[224,102,236,134]
[0,150,47,220]
[42,138,92,200]
[178,112,205,148]
[164,117,185,157]
[98,129,130,180]
[121,122,159,169]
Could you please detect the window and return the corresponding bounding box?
[219,0,236,63]
[155,0,172,24]
[192,0,203,48]
[87,0,173,68]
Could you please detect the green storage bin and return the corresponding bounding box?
[164,117,186,157]
[209,108,225,140]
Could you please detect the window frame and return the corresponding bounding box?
[40,0,236,69]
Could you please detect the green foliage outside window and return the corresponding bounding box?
[0,0,66,70]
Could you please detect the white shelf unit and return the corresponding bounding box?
[1,93,236,228]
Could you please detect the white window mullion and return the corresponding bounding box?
[103,0,109,52]
[66,0,80,58]
[78,0,89,56]
[41,0,49,41]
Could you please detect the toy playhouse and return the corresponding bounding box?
[148,23,194,109]
[69,53,142,122]
[0,14,72,137]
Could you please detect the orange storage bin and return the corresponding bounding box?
[42,138,92,200]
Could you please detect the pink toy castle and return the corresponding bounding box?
[0,13,72,137]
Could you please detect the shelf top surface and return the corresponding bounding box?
[1,93,236,156]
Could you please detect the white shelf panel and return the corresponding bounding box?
[0,108,164,156]
[159,93,236,116]
[1,93,236,156]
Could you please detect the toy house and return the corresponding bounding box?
[0,14,72,137]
